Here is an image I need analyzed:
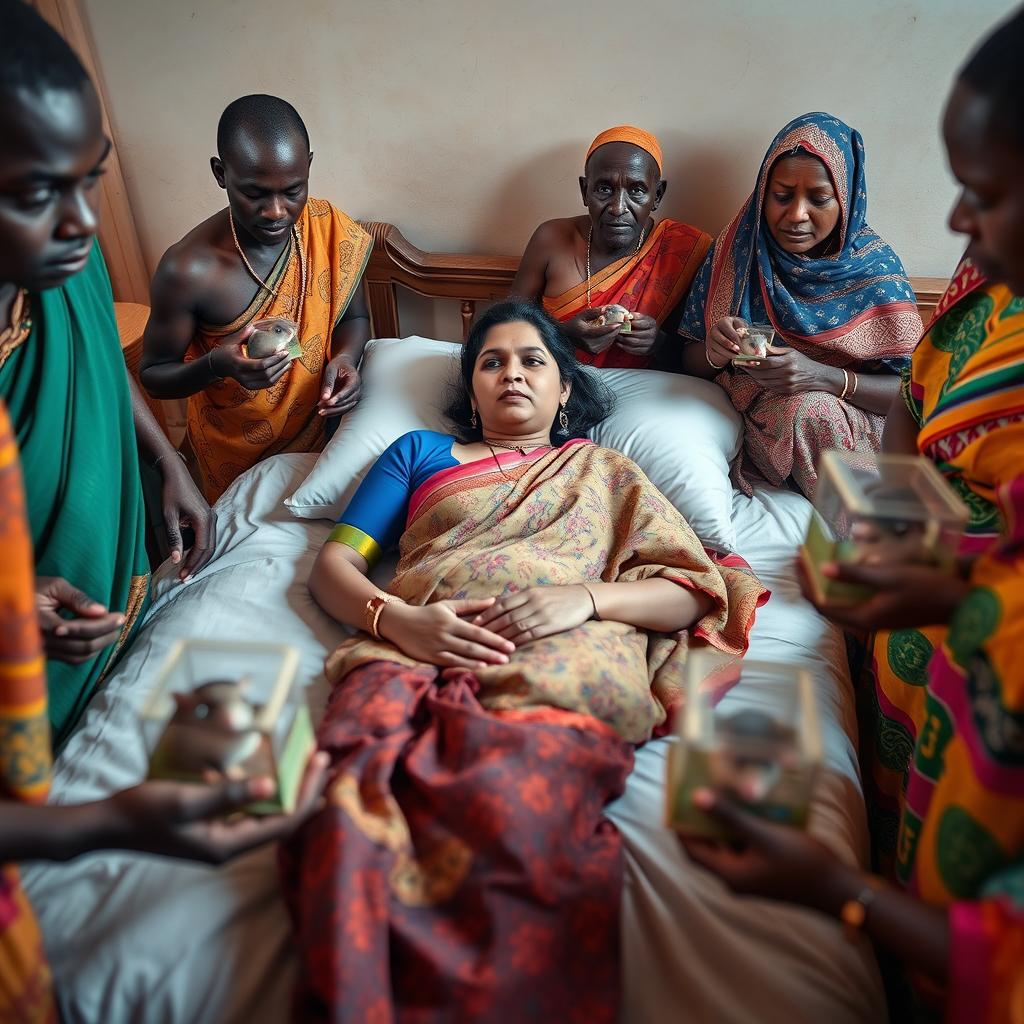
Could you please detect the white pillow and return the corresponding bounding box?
[284,337,741,551]
[592,368,741,552]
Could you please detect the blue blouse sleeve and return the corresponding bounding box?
[326,431,458,567]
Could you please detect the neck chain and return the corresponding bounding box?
[0,288,32,372]
[229,210,307,325]
[482,437,550,456]
[585,222,646,307]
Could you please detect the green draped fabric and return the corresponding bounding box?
[0,247,149,749]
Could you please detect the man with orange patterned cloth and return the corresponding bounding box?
[512,125,711,368]
[142,95,372,502]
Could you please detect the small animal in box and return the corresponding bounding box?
[247,317,302,361]
[800,450,969,605]
[595,304,634,332]
[732,321,775,364]
[142,639,315,816]
[666,655,822,840]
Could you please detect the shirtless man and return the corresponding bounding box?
[512,125,710,369]
[141,95,372,501]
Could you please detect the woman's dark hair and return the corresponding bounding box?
[959,7,1024,150]
[446,299,615,442]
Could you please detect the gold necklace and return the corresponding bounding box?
[585,222,647,307]
[482,437,550,456]
[229,211,307,325]
[0,289,31,371]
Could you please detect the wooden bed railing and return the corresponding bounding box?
[359,220,949,342]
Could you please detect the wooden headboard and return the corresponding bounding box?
[359,221,948,341]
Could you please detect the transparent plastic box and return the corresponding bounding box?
[247,316,302,361]
[801,450,970,605]
[141,639,314,815]
[665,653,822,838]
[732,320,775,364]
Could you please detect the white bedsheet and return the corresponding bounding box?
[22,452,886,1024]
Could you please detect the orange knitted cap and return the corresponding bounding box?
[585,126,664,175]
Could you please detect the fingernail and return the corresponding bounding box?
[821,563,838,578]
[314,752,329,766]
[250,777,275,798]
[692,788,715,810]
[171,551,181,563]
[182,575,193,584]
[55,625,69,637]
[116,615,125,625]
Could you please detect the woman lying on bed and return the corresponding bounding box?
[291,299,767,1022]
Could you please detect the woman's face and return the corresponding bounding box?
[943,80,1024,294]
[471,321,570,439]
[763,153,841,257]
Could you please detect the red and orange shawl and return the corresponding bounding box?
[543,219,711,369]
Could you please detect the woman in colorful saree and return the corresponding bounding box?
[0,1,216,749]
[854,7,1024,873]
[678,112,922,497]
[289,300,767,1022]
[678,15,1024,1020]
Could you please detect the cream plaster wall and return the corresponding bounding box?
[83,0,1014,337]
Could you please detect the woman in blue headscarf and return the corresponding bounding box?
[678,112,922,496]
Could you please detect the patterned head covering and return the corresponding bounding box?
[679,111,918,351]
[586,125,664,176]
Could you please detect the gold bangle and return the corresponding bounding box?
[849,371,859,398]
[840,877,885,942]
[839,368,850,400]
[365,593,398,639]
[582,583,602,621]
[705,346,726,371]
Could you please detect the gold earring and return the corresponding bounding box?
[470,408,478,429]
[558,403,569,433]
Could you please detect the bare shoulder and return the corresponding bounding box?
[151,210,228,300]
[525,216,583,250]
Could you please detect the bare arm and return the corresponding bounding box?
[309,542,514,668]
[140,251,225,399]
[329,279,371,365]
[588,578,713,632]
[882,386,919,454]
[509,223,553,301]
[679,337,722,380]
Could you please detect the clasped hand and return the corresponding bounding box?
[566,309,659,357]
[380,585,595,669]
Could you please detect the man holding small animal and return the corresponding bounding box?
[512,125,712,368]
[141,94,373,502]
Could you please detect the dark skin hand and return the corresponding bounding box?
[679,789,949,982]
[796,556,970,633]
[141,126,370,417]
[129,375,216,581]
[1,751,329,866]
[511,141,668,359]
[35,576,124,664]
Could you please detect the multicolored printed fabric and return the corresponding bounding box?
[543,219,711,368]
[889,476,1024,1022]
[185,198,372,502]
[0,401,55,1023]
[325,439,768,743]
[678,112,921,495]
[283,660,633,1023]
[864,262,1024,862]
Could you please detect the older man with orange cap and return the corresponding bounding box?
[512,125,711,368]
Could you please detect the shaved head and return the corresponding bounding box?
[0,0,90,98]
[959,7,1024,151]
[216,94,310,164]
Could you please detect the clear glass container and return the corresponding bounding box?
[732,320,775,364]
[666,653,822,838]
[801,450,970,604]
[247,316,302,361]
[141,639,314,815]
